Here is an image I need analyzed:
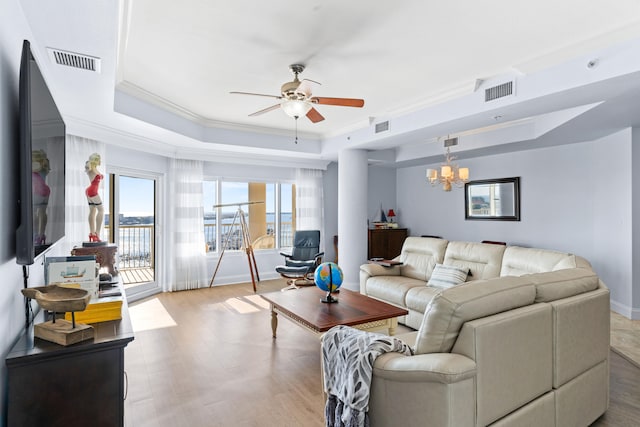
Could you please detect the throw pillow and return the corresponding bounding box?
[427,264,469,288]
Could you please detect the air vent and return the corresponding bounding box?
[485,81,513,102]
[375,121,389,133]
[47,48,101,72]
[444,137,458,147]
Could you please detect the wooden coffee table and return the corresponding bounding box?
[261,287,408,338]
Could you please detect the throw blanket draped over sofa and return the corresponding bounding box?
[355,237,610,427]
[321,326,413,427]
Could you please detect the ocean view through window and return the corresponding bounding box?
[203,180,296,252]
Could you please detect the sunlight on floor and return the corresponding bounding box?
[204,294,271,314]
[129,298,177,332]
[244,294,271,309]
[223,297,261,314]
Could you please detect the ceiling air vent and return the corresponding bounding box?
[47,48,101,72]
[485,81,513,102]
[375,121,389,134]
[444,137,458,147]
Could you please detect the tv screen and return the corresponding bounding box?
[16,40,66,265]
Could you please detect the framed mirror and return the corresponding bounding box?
[465,177,520,221]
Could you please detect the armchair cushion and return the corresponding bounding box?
[275,230,322,282]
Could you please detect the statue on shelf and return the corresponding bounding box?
[85,153,104,243]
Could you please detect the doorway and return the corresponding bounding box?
[106,172,160,298]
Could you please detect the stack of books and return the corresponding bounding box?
[65,294,123,324]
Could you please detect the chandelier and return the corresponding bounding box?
[426,140,469,191]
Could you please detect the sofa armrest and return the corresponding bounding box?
[369,352,477,427]
[373,352,476,383]
[359,263,401,294]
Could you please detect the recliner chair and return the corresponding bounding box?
[276,230,323,291]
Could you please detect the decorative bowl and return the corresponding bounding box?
[21,285,91,312]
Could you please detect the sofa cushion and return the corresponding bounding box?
[525,268,600,303]
[365,275,425,307]
[443,241,506,280]
[405,286,442,314]
[399,237,449,281]
[414,276,536,355]
[500,246,578,276]
[427,264,469,288]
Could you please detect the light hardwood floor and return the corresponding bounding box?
[124,280,640,427]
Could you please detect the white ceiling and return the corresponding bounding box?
[19,0,640,168]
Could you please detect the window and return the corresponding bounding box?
[203,180,217,251]
[203,179,295,252]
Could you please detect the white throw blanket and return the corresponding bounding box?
[321,325,414,427]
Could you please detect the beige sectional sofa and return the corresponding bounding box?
[359,237,610,427]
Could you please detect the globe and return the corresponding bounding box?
[314,262,344,293]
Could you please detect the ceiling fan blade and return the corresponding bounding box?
[306,107,325,123]
[311,97,365,107]
[230,91,282,100]
[248,104,281,117]
[296,79,320,97]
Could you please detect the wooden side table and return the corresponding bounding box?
[72,244,119,276]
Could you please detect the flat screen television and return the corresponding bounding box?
[16,40,66,265]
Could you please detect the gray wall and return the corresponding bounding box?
[0,8,25,421]
[633,129,640,310]
[0,0,55,418]
[368,166,397,226]
[396,129,636,317]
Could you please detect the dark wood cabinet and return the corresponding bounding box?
[368,228,408,260]
[6,296,134,427]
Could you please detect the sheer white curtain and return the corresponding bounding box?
[165,159,207,291]
[65,135,105,250]
[295,168,324,249]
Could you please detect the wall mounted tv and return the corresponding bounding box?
[16,40,66,265]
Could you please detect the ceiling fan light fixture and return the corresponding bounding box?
[281,99,312,118]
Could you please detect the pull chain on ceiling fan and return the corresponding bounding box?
[230,64,365,125]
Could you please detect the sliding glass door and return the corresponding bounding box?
[106,171,160,298]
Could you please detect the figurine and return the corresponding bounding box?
[85,153,104,242]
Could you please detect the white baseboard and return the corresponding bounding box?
[210,271,281,286]
[610,299,640,320]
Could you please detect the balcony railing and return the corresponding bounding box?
[105,220,292,283]
[105,224,154,270]
[204,221,293,252]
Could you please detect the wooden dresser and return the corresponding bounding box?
[368,228,408,260]
[6,292,134,426]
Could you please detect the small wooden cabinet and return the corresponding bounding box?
[6,293,134,426]
[368,228,408,260]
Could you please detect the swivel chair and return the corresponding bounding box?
[276,230,323,291]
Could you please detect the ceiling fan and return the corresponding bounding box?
[230,64,365,123]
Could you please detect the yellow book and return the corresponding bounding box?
[67,308,122,324]
[65,294,123,323]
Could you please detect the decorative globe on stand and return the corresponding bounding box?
[314,262,343,303]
